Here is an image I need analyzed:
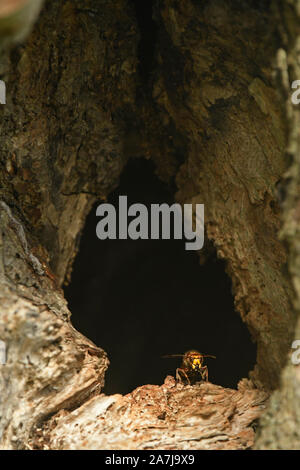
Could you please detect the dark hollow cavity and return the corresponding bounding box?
[130,0,157,83]
[64,158,256,395]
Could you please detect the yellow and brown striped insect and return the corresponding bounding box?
[163,349,216,385]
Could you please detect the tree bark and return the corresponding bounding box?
[33,378,268,450]
[0,0,299,450]
[0,0,138,449]
[255,0,300,449]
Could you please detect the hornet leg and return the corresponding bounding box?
[176,367,191,385]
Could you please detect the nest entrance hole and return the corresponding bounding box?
[65,158,256,395]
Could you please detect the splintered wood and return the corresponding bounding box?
[36,377,268,450]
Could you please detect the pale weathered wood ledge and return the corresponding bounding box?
[30,376,268,450]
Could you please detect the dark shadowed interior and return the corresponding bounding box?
[64,158,256,395]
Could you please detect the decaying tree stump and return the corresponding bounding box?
[0,0,300,450]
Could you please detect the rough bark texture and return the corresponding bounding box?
[0,0,299,450]
[255,0,300,450]
[32,377,268,450]
[0,0,138,449]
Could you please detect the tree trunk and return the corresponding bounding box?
[0,0,299,450]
